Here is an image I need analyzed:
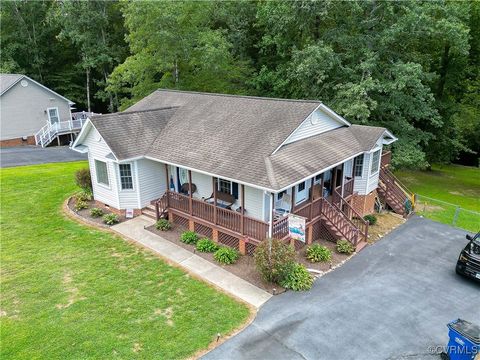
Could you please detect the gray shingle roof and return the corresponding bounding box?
[0,74,23,95]
[88,90,389,191]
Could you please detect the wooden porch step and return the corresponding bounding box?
[142,207,157,220]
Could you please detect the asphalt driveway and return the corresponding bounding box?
[0,146,87,167]
[204,217,479,360]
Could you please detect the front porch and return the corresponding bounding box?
[150,159,370,255]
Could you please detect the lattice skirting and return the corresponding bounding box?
[318,222,338,243]
[172,214,189,229]
[194,222,213,238]
[218,232,239,250]
[246,242,257,256]
[293,239,305,251]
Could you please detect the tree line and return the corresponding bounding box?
[1,1,478,168]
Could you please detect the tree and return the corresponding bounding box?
[54,0,127,112]
[107,1,253,109]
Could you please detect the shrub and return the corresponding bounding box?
[75,168,92,191]
[306,244,332,263]
[90,207,104,218]
[254,238,296,283]
[279,262,313,291]
[75,189,93,202]
[196,238,219,253]
[155,219,171,231]
[214,247,239,265]
[74,199,88,211]
[180,231,198,245]
[363,214,377,225]
[103,213,119,225]
[336,239,355,255]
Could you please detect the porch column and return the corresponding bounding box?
[340,163,345,208]
[240,184,245,235]
[351,157,357,192]
[164,163,170,208]
[332,166,338,194]
[309,177,314,220]
[268,192,274,238]
[188,170,193,215]
[213,177,217,225]
[291,186,296,213]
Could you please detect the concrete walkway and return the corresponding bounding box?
[112,216,272,308]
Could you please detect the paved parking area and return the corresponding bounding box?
[0,146,87,167]
[204,217,479,360]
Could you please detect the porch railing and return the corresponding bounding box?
[35,118,87,147]
[157,190,269,242]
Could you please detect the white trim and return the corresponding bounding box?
[117,162,135,192]
[134,161,141,209]
[0,74,75,104]
[268,192,274,237]
[271,103,351,155]
[93,158,111,189]
[382,129,397,145]
[369,149,381,176]
[71,120,119,162]
[75,121,394,195]
[47,107,60,124]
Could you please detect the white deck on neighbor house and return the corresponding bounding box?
[111,216,272,309]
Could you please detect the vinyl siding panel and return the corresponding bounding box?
[245,186,264,221]
[137,159,166,207]
[284,108,344,145]
[191,172,213,200]
[366,145,382,194]
[0,79,71,140]
[83,127,120,208]
[354,153,369,195]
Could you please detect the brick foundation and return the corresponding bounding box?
[0,135,36,147]
[350,190,377,216]
[93,200,142,217]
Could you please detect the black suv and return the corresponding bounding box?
[456,231,480,282]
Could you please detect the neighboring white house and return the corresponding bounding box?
[73,90,401,251]
[0,73,85,147]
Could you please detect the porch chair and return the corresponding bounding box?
[275,193,291,218]
[180,183,197,196]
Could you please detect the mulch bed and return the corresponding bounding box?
[67,196,127,227]
[366,211,405,244]
[147,223,353,294]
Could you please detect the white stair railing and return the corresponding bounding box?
[34,118,87,147]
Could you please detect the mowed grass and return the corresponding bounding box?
[395,164,480,232]
[0,162,250,359]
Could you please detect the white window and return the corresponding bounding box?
[218,179,232,194]
[95,160,109,186]
[119,164,133,190]
[370,150,381,175]
[354,154,364,177]
[47,107,59,124]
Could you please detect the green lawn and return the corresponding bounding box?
[0,162,249,359]
[395,164,480,232]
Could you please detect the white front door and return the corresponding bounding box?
[47,107,60,125]
[296,181,307,204]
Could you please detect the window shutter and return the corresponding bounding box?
[232,182,239,199]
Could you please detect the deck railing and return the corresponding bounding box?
[35,118,87,147]
[157,191,269,242]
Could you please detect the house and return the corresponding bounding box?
[72,90,411,253]
[0,74,86,147]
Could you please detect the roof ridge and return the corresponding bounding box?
[91,106,179,119]
[154,89,323,104]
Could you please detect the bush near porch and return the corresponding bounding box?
[0,162,249,359]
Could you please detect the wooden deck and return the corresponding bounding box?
[155,186,369,254]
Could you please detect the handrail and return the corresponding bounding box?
[381,167,413,198]
[332,188,368,241]
[321,198,359,245]
[34,119,86,147]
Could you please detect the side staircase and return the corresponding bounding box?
[34,112,93,147]
[377,165,415,218]
[142,193,168,220]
